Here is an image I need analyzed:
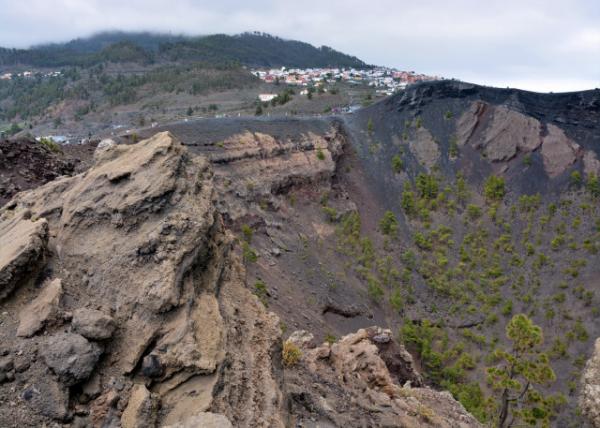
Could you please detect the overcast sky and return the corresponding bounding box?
[0,0,598,92]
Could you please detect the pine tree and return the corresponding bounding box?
[487,314,558,427]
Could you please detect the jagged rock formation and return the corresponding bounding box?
[581,338,600,427]
[286,327,481,427]
[0,132,479,427]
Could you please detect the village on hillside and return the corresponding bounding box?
[251,66,439,96]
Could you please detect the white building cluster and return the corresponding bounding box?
[251,67,438,95]
[0,70,62,81]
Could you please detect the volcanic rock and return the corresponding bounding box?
[42,332,102,386]
[16,278,62,337]
[286,327,481,427]
[121,384,157,428]
[72,308,115,340]
[0,213,48,302]
[541,123,580,177]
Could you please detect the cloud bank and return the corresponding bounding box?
[0,0,598,92]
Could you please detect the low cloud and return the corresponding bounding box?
[0,0,598,92]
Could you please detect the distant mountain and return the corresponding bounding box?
[0,32,368,69]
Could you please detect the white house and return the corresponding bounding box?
[258,94,277,102]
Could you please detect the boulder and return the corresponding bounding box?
[42,333,101,386]
[16,278,62,337]
[72,308,115,340]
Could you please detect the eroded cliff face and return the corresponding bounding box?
[0,132,480,427]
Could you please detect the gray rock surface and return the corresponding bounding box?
[21,376,69,420]
[72,308,115,340]
[409,127,440,171]
[42,333,101,386]
[541,124,580,177]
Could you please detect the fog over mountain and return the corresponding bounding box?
[0,0,598,92]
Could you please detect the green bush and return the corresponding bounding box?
[379,210,399,236]
[416,173,439,200]
[587,174,600,198]
[316,148,325,160]
[449,137,459,158]
[391,155,404,173]
[322,206,338,222]
[242,241,258,263]
[241,224,253,242]
[484,175,506,201]
[38,137,61,153]
[254,280,268,306]
[466,204,482,220]
[401,189,416,215]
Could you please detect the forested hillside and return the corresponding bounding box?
[0,32,367,69]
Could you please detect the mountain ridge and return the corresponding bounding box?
[0,31,368,69]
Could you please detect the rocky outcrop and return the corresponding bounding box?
[0,212,48,301]
[458,102,541,162]
[409,127,440,171]
[0,132,480,427]
[285,327,482,427]
[581,338,600,427]
[0,132,287,427]
[541,124,580,177]
[208,129,343,220]
[456,100,588,178]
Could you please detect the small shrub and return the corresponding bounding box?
[242,241,258,263]
[322,206,338,222]
[254,280,268,306]
[484,175,506,201]
[401,189,416,215]
[587,174,600,198]
[416,173,439,200]
[282,341,302,366]
[466,204,482,220]
[241,224,253,242]
[379,211,399,236]
[38,137,61,153]
[316,148,325,160]
[391,155,404,173]
[324,333,337,345]
[449,137,459,158]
